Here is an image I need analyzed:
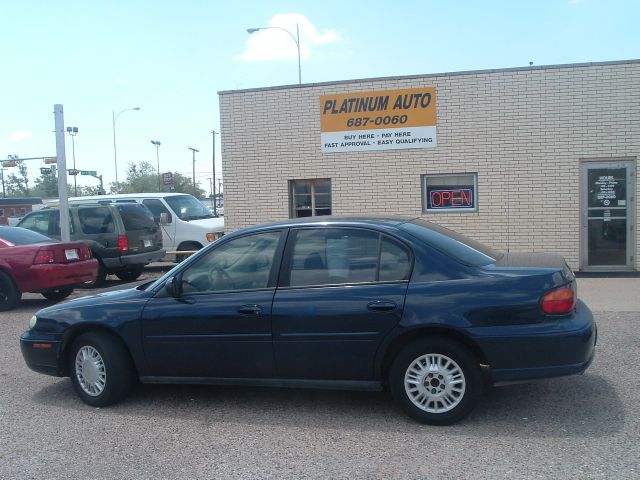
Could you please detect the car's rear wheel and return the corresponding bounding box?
[390,338,482,425]
[0,271,21,311]
[115,266,144,281]
[68,332,134,407]
[42,286,74,301]
[83,260,107,289]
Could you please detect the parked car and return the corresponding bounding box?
[63,193,225,262]
[17,203,165,287]
[20,216,596,424]
[0,226,97,311]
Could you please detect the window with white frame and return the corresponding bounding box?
[422,173,478,212]
[289,179,332,218]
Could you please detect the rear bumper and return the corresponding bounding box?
[20,330,64,377]
[22,259,98,293]
[103,249,166,269]
[469,300,597,384]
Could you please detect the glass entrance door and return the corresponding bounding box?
[581,161,634,269]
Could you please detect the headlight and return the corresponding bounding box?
[206,232,221,242]
[29,315,38,330]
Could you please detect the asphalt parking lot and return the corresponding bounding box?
[1,275,639,479]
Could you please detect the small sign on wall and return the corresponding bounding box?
[320,88,437,153]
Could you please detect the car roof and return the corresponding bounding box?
[68,193,189,201]
[233,215,418,234]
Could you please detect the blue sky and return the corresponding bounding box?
[1,0,638,194]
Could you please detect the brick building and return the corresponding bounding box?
[219,60,639,271]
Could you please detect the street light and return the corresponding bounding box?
[188,147,199,195]
[112,107,141,193]
[151,140,161,192]
[210,130,219,216]
[66,126,79,196]
[247,23,301,84]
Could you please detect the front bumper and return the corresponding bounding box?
[469,300,597,384]
[20,330,64,377]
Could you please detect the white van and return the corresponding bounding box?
[66,193,224,261]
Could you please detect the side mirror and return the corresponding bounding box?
[159,212,169,225]
[164,275,181,297]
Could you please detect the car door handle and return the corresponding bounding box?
[238,304,262,316]
[367,300,397,312]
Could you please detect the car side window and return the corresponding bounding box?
[180,231,282,293]
[379,236,411,281]
[289,228,380,287]
[18,211,52,235]
[143,199,172,223]
[78,207,115,235]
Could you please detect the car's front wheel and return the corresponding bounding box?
[68,332,134,407]
[42,286,74,301]
[390,338,482,425]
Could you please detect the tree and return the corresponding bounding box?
[115,161,206,198]
[119,161,158,193]
[32,173,61,198]
[4,155,29,197]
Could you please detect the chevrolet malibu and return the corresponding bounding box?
[20,217,596,424]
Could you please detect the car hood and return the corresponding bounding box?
[36,286,152,318]
[186,216,225,230]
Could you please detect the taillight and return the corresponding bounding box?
[117,235,129,252]
[541,283,576,314]
[33,250,56,264]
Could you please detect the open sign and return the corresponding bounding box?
[427,188,474,209]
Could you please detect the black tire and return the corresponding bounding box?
[0,271,21,311]
[83,260,107,289]
[176,242,201,263]
[114,266,144,281]
[68,332,134,407]
[389,337,482,425]
[42,286,74,301]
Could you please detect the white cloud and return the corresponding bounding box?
[235,13,340,62]
[10,130,31,142]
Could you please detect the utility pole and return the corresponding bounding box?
[188,147,199,195]
[151,140,161,192]
[0,168,5,198]
[66,126,79,196]
[54,104,70,242]
[210,130,219,216]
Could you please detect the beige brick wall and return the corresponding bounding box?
[219,60,640,270]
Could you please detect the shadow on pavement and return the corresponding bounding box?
[32,373,622,438]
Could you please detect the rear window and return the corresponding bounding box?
[400,219,502,267]
[116,204,157,230]
[0,226,52,245]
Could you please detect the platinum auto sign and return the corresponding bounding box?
[320,88,437,153]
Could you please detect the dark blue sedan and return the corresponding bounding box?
[20,217,596,424]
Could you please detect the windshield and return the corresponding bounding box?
[165,195,213,221]
[400,219,503,267]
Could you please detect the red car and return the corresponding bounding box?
[0,226,98,311]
